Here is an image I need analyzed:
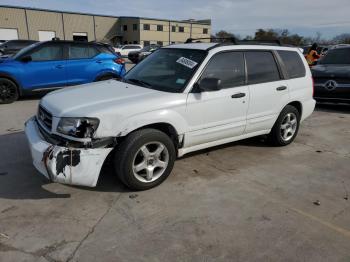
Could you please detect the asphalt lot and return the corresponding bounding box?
[0,81,350,261]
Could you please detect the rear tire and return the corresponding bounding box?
[0,78,19,104]
[113,128,176,190]
[96,74,119,81]
[268,105,300,146]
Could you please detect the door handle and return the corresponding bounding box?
[96,60,103,64]
[276,86,287,91]
[231,93,246,98]
[55,65,64,69]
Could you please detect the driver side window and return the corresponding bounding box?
[199,51,245,89]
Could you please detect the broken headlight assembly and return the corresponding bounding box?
[57,117,100,138]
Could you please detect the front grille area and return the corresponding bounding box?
[37,105,53,131]
[314,77,350,85]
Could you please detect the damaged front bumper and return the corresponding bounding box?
[24,117,113,187]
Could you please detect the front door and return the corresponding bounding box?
[185,51,249,147]
[19,43,66,90]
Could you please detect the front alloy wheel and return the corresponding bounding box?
[0,78,19,104]
[114,128,176,190]
[132,142,169,183]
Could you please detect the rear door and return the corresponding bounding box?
[185,51,249,147]
[18,42,66,90]
[245,51,290,133]
[65,43,101,85]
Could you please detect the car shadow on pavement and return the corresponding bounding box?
[316,103,350,114]
[182,136,270,160]
[0,132,71,200]
[0,131,130,198]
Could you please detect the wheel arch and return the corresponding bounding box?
[0,73,22,95]
[120,122,181,150]
[287,101,303,118]
[95,71,120,81]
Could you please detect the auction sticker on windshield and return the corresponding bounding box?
[176,57,198,69]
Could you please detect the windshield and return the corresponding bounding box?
[319,48,350,65]
[124,48,207,93]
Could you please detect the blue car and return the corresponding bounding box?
[0,40,126,104]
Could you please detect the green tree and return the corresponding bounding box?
[213,30,239,42]
[254,29,305,46]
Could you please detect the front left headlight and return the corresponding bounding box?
[57,117,100,138]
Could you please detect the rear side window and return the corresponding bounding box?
[245,51,281,85]
[69,45,99,59]
[277,50,306,78]
[30,45,63,61]
[200,51,245,88]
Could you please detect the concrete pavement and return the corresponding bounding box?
[0,100,349,262]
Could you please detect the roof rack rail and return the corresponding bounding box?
[237,39,282,46]
[185,37,283,46]
[185,37,238,44]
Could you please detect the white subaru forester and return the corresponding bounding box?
[25,40,315,190]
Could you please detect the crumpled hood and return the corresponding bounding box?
[312,64,350,78]
[40,80,182,118]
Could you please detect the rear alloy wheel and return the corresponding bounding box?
[97,75,119,81]
[114,129,176,190]
[280,113,298,142]
[0,78,19,104]
[268,105,300,146]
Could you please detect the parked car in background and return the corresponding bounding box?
[312,46,350,103]
[0,40,126,104]
[25,41,315,190]
[128,44,160,63]
[330,44,350,49]
[115,44,142,57]
[0,40,38,56]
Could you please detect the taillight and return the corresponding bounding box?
[114,58,125,64]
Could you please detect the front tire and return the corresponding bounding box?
[0,78,19,104]
[114,129,176,190]
[268,105,300,146]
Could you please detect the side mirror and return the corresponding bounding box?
[21,55,32,63]
[195,78,221,92]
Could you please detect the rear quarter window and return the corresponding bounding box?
[277,50,306,79]
[69,44,99,59]
[98,46,114,55]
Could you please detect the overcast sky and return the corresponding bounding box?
[1,0,349,39]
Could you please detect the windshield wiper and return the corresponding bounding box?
[126,78,153,88]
